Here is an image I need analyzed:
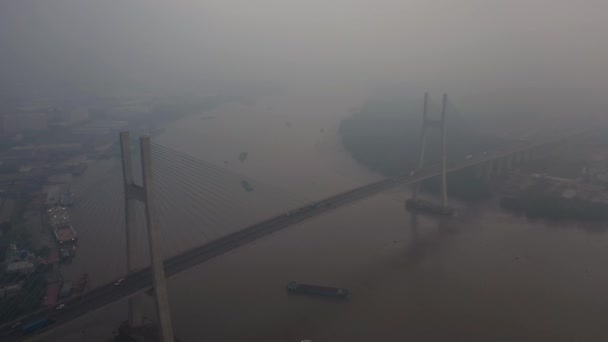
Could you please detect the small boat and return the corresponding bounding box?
[240,180,254,192]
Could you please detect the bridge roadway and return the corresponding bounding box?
[1,137,572,341]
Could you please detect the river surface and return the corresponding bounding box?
[45,91,608,342]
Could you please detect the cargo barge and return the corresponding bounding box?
[287,281,349,298]
[46,207,78,243]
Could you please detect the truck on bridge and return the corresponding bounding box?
[21,318,54,335]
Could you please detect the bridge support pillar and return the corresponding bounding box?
[412,92,429,201]
[120,132,175,342]
[406,92,453,215]
[440,93,448,208]
[120,132,144,328]
[140,136,175,342]
[129,296,145,327]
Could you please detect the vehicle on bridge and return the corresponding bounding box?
[21,318,54,334]
[114,278,125,286]
[465,154,473,160]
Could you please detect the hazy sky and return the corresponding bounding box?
[1,0,607,98]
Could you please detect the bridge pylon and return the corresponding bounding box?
[120,131,175,342]
[406,93,454,215]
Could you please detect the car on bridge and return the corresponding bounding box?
[114,278,125,286]
[55,304,66,310]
